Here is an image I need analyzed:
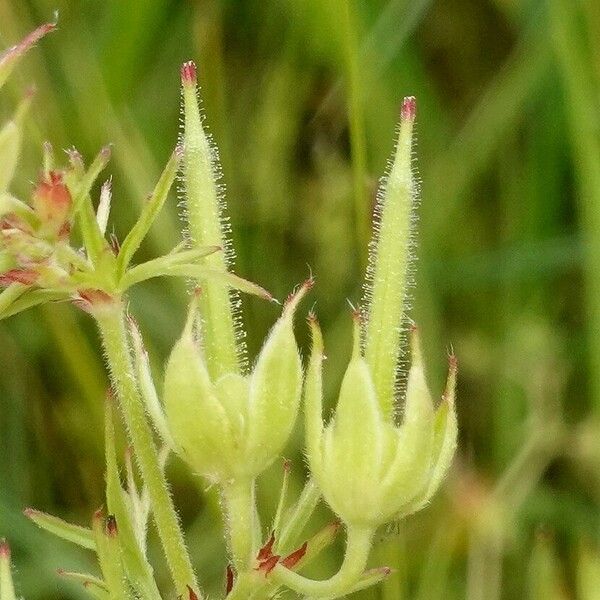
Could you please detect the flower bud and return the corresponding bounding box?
[32,171,72,239]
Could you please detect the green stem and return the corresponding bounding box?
[276,478,320,554]
[271,526,373,598]
[94,302,200,598]
[222,478,258,571]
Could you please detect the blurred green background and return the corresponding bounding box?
[1,0,600,598]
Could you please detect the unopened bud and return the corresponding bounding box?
[32,170,71,238]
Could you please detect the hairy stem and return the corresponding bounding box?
[95,302,200,598]
[222,478,259,571]
[271,526,373,598]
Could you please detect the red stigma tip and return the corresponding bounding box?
[401,96,416,121]
[0,539,10,559]
[181,61,197,84]
[448,352,458,371]
[304,276,315,291]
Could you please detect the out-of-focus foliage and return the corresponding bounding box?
[0,0,599,598]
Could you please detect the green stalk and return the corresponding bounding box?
[94,302,200,598]
[276,478,321,554]
[271,526,374,598]
[221,479,258,571]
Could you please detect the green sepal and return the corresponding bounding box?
[0,192,39,228]
[402,356,458,515]
[0,91,30,193]
[117,149,180,276]
[321,317,384,524]
[379,329,435,517]
[244,283,307,477]
[304,315,325,481]
[163,302,235,479]
[129,318,176,449]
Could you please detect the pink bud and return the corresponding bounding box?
[32,170,71,236]
[401,96,416,121]
[181,61,197,85]
[0,539,10,559]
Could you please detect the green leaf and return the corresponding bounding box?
[57,570,108,592]
[117,245,219,289]
[0,288,67,320]
[121,260,272,300]
[71,147,111,264]
[117,149,180,275]
[24,508,96,551]
[0,283,28,319]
